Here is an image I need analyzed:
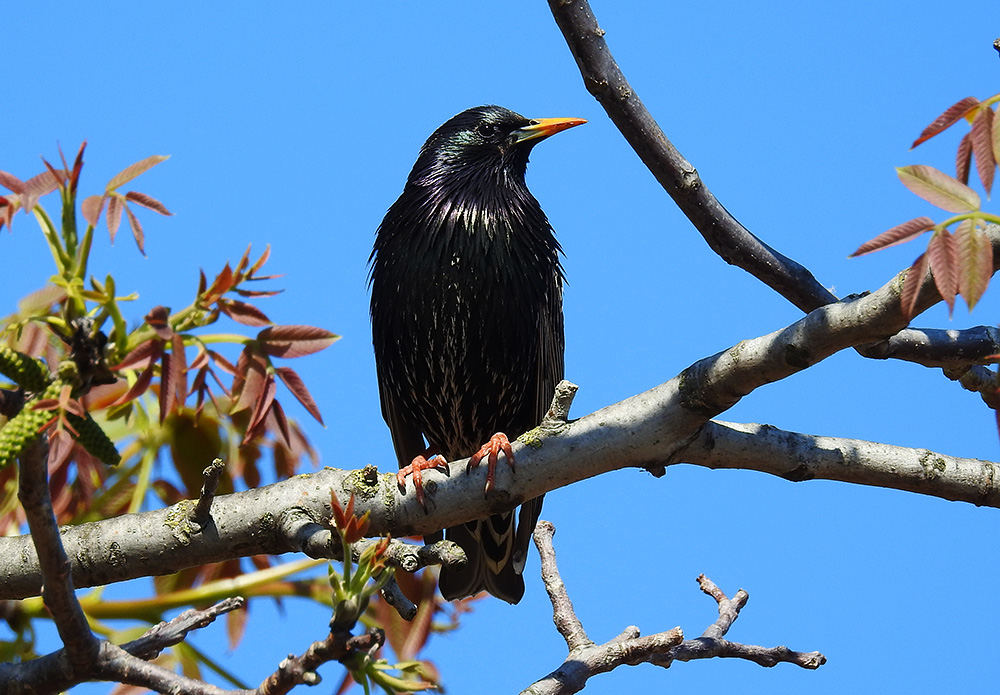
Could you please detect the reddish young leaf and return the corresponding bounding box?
[955,219,994,311]
[956,131,973,185]
[124,204,146,255]
[203,263,235,304]
[912,96,979,148]
[927,229,958,314]
[266,398,292,447]
[207,349,238,376]
[81,194,107,227]
[234,244,253,278]
[0,197,15,231]
[21,169,64,213]
[69,141,86,195]
[113,338,165,370]
[243,372,276,444]
[159,349,175,423]
[993,105,1000,166]
[258,325,339,358]
[901,252,930,319]
[111,362,157,406]
[219,299,272,327]
[249,245,272,277]
[170,332,189,408]
[0,170,25,194]
[849,217,935,257]
[125,190,173,216]
[48,428,76,471]
[234,288,283,298]
[897,165,980,212]
[275,366,324,425]
[971,107,996,195]
[106,195,124,242]
[106,154,170,191]
[226,605,249,651]
[232,350,267,414]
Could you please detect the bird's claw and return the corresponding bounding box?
[467,432,515,497]
[397,454,449,510]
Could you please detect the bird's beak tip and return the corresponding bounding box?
[515,116,587,144]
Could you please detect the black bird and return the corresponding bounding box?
[369,105,584,603]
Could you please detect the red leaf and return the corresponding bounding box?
[106,154,169,191]
[955,219,994,311]
[912,96,980,148]
[258,325,339,358]
[275,366,324,425]
[69,141,86,194]
[204,263,234,303]
[234,288,283,298]
[849,217,935,257]
[927,229,958,314]
[993,105,1000,166]
[21,169,63,213]
[249,245,272,277]
[266,398,292,447]
[226,605,249,651]
[971,107,995,195]
[81,195,107,227]
[106,195,123,242]
[234,244,253,278]
[233,351,267,414]
[219,299,272,327]
[896,165,980,212]
[111,362,157,406]
[124,204,146,255]
[956,132,973,185]
[159,348,175,423]
[114,339,164,370]
[244,372,276,444]
[125,190,173,216]
[171,332,188,407]
[208,349,238,376]
[48,428,75,470]
[0,170,25,194]
[901,252,929,319]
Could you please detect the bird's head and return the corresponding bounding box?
[410,105,586,188]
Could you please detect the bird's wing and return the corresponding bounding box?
[512,286,565,573]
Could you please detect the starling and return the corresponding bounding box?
[369,105,584,603]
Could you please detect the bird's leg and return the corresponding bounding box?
[466,433,514,497]
[397,448,450,510]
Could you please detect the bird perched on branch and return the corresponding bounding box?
[369,105,585,603]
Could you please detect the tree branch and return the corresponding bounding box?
[521,522,822,694]
[548,0,1000,374]
[684,420,1000,503]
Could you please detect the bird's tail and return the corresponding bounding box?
[438,497,543,604]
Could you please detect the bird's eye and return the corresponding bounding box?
[476,123,498,139]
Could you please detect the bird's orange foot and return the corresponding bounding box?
[397,453,449,510]
[467,432,515,497]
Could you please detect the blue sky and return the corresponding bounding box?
[3,2,999,693]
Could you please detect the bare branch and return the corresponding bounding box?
[16,439,100,674]
[521,522,822,694]
[547,0,834,313]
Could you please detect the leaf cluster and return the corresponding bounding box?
[851,95,1000,317]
